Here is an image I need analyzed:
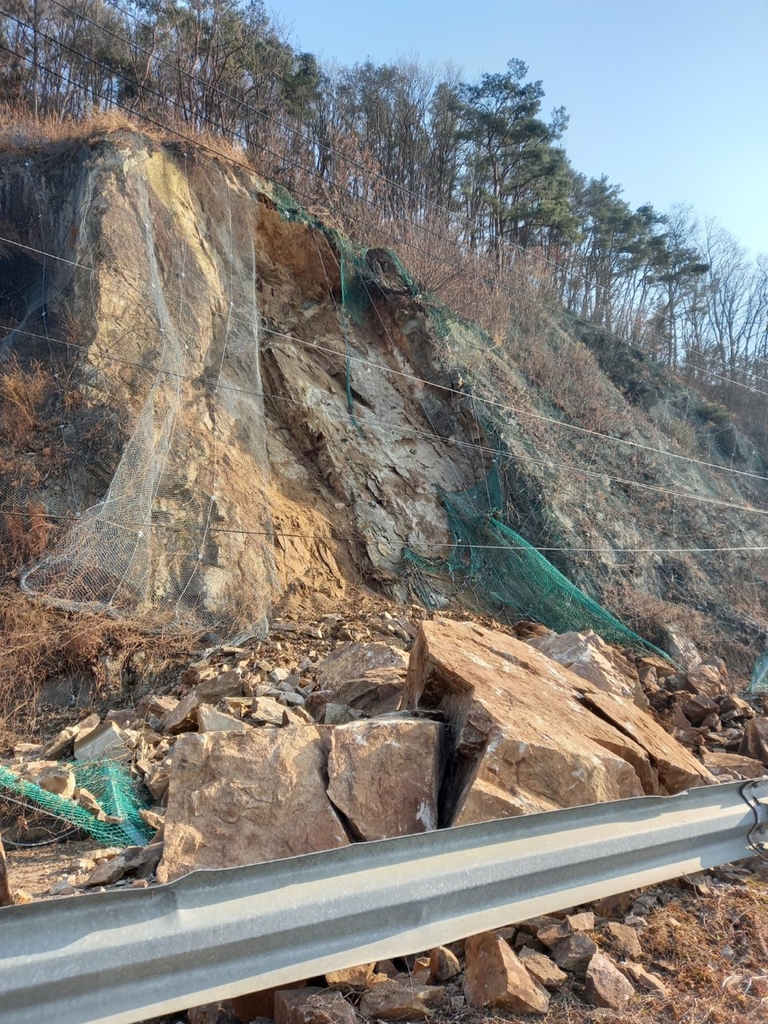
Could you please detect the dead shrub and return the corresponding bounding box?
[0,358,54,446]
[0,585,198,748]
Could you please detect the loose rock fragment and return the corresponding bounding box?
[517,948,567,991]
[429,946,461,983]
[739,718,768,766]
[161,693,200,734]
[549,932,598,974]
[74,720,129,762]
[358,978,448,1020]
[463,931,549,1014]
[325,964,375,991]
[196,705,250,733]
[605,921,643,959]
[33,766,76,800]
[622,962,669,997]
[584,952,635,1009]
[86,856,126,886]
[275,988,356,1024]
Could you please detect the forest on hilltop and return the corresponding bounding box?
[2,0,768,449]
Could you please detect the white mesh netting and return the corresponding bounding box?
[2,144,277,639]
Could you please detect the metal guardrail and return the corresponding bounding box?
[0,778,766,1024]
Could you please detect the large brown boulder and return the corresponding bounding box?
[406,620,714,824]
[327,719,443,839]
[156,727,349,883]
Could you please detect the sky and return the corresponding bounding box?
[269,0,768,256]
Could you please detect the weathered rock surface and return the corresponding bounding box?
[406,620,713,824]
[584,952,635,1009]
[527,629,645,705]
[156,728,349,883]
[700,749,766,780]
[463,931,550,1014]
[326,718,443,839]
[358,979,448,1020]
[517,947,568,990]
[275,987,355,1024]
[739,718,768,766]
[579,689,716,792]
[429,946,461,983]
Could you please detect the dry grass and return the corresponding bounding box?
[0,586,197,749]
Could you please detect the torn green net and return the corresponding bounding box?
[263,187,667,659]
[404,467,670,659]
[0,759,152,847]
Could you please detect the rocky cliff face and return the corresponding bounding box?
[1,129,767,667]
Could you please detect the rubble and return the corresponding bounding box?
[3,604,768,1024]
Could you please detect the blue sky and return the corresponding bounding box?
[270,0,768,256]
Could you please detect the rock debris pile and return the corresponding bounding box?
[2,610,768,1020]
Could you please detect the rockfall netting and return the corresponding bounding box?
[0,759,151,846]
[3,148,662,655]
[3,146,277,640]
[403,467,668,657]
[256,184,667,656]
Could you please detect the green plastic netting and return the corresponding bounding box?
[747,651,768,695]
[263,185,666,658]
[0,759,152,847]
[404,466,669,658]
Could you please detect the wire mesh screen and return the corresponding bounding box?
[2,145,276,639]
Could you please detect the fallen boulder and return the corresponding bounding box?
[406,620,714,825]
[326,718,443,839]
[156,727,350,883]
